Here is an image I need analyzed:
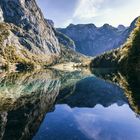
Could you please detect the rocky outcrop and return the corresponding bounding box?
[0,0,60,55]
[0,0,61,69]
[54,31,76,50]
[45,19,55,27]
[0,0,90,70]
[58,21,135,56]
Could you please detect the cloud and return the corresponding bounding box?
[70,0,140,27]
[62,19,74,27]
[73,0,106,19]
[37,0,140,27]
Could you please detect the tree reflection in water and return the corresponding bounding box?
[0,68,140,140]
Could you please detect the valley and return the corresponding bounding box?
[0,0,140,140]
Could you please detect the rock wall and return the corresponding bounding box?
[0,0,60,55]
[58,21,135,56]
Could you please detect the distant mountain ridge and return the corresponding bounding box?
[58,21,136,56]
[90,17,140,73]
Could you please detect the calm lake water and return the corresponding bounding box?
[0,70,140,140]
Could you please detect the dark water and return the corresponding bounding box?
[0,70,140,140]
[33,76,140,140]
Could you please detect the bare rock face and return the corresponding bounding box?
[58,23,132,56]
[0,0,60,55]
[45,19,76,50]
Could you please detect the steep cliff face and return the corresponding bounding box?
[45,19,90,65]
[0,0,60,55]
[0,0,61,69]
[45,19,76,50]
[58,22,134,56]
[90,17,140,73]
[54,31,76,50]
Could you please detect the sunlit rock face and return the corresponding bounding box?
[0,0,60,57]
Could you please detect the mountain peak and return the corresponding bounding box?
[58,20,134,56]
[67,23,97,29]
[102,24,115,29]
[68,23,75,27]
[117,25,126,31]
[45,19,54,27]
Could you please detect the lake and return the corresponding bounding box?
[0,69,140,140]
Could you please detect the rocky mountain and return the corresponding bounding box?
[90,17,140,74]
[117,25,126,32]
[0,0,61,70]
[0,0,60,55]
[0,0,88,71]
[58,21,135,56]
[45,19,90,65]
[90,17,140,115]
[46,19,76,50]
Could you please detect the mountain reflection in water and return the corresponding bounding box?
[0,69,140,140]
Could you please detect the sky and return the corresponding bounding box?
[36,0,140,28]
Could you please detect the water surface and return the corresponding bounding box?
[33,75,140,140]
[0,70,140,140]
